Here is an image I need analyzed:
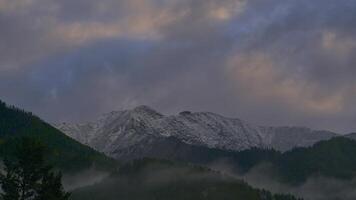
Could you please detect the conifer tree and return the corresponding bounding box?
[0,137,70,200]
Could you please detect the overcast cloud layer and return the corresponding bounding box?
[1,0,356,133]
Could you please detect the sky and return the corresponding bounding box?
[1,0,356,133]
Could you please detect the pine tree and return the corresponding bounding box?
[36,171,70,200]
[0,162,20,200]
[0,137,70,200]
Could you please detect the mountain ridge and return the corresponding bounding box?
[56,105,338,160]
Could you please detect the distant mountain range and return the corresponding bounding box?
[3,99,356,199]
[56,105,356,200]
[56,105,338,160]
[0,99,300,200]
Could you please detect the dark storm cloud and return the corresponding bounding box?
[1,0,356,132]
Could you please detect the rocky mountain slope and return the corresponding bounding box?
[56,106,337,159]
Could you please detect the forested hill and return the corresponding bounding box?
[71,158,302,200]
[0,100,301,200]
[0,100,115,172]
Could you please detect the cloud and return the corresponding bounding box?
[321,31,356,58]
[227,52,346,114]
[0,0,39,13]
[1,0,356,132]
[207,0,246,21]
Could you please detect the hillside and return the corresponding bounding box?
[144,136,356,185]
[0,100,115,172]
[276,137,356,183]
[111,135,356,185]
[71,158,301,200]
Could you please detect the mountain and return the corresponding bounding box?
[0,100,115,172]
[71,158,301,200]
[56,105,337,160]
[85,133,356,199]
[344,132,356,140]
[0,100,302,199]
[57,105,356,199]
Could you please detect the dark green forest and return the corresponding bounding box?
[0,137,70,200]
[0,100,115,172]
[276,137,356,183]
[71,159,301,200]
[132,135,356,184]
[215,137,356,184]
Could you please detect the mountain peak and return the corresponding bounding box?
[133,105,155,111]
[131,105,164,118]
[179,111,192,115]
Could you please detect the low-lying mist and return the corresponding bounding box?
[69,159,297,200]
[66,157,356,200]
[63,167,109,191]
[209,160,356,200]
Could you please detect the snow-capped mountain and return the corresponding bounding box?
[56,105,337,159]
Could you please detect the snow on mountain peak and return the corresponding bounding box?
[55,107,339,159]
[131,105,164,119]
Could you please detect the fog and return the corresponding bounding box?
[62,168,109,191]
[66,158,356,199]
[209,161,356,200]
